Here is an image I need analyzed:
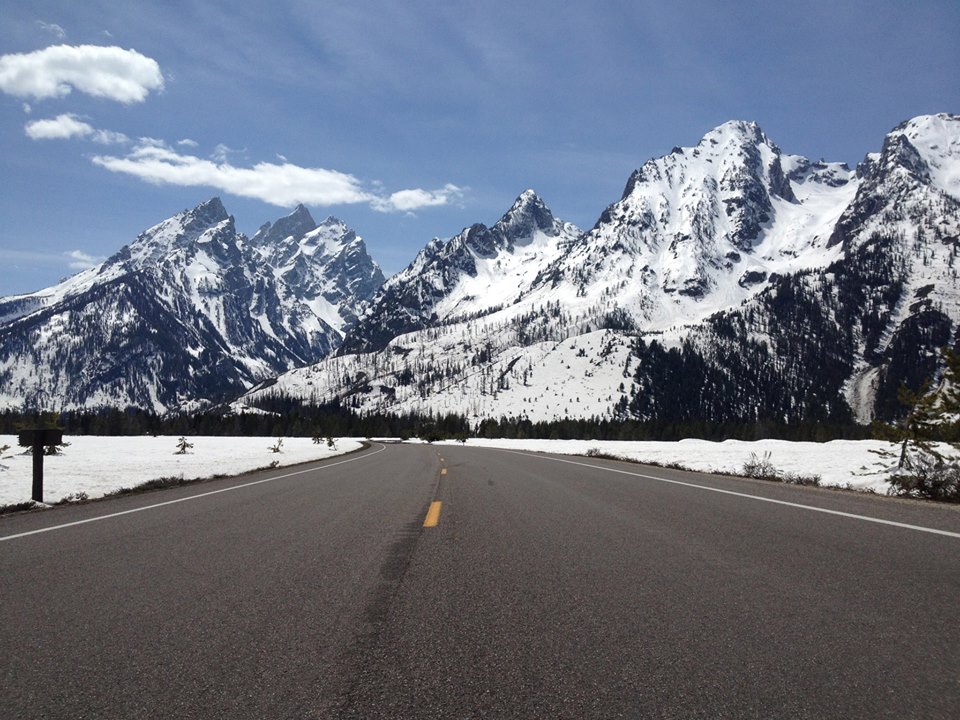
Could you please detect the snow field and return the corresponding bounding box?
[447,438,902,493]
[0,435,363,507]
[0,435,939,511]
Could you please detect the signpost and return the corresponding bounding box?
[18,428,63,504]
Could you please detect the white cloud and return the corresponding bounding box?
[37,22,67,40]
[25,113,94,140]
[211,143,242,163]
[92,142,374,206]
[373,184,465,213]
[66,249,105,270]
[90,141,464,212]
[0,44,163,103]
[90,128,130,145]
[24,113,128,144]
[177,138,199,148]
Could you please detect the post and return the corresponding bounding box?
[32,440,44,503]
[18,428,63,504]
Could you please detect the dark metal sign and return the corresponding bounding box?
[18,428,64,448]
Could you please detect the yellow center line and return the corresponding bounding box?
[423,501,442,527]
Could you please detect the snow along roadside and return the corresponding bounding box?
[441,438,900,494]
[0,436,363,508]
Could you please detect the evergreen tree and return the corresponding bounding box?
[873,349,960,501]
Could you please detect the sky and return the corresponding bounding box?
[1,0,957,297]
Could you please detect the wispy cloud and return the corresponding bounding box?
[36,21,67,40]
[0,45,164,103]
[0,247,103,271]
[177,138,199,148]
[66,249,105,270]
[91,140,464,212]
[25,113,129,144]
[211,143,243,163]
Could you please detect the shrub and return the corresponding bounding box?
[887,456,960,503]
[57,491,89,504]
[742,451,777,479]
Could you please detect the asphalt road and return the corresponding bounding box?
[1,442,958,719]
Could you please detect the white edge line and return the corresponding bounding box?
[0,444,386,543]
[495,448,960,540]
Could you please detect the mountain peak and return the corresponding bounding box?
[495,189,558,241]
[883,113,960,199]
[190,197,230,225]
[697,119,769,152]
[251,204,318,248]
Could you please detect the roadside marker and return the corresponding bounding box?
[441,468,448,475]
[423,501,442,527]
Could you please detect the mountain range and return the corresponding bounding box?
[0,198,383,412]
[2,113,958,427]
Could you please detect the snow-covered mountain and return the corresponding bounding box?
[533,120,857,329]
[0,198,384,413]
[241,114,960,427]
[340,189,581,354]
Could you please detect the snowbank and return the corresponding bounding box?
[0,436,362,507]
[0,435,912,509]
[447,438,899,493]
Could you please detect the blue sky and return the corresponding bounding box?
[1,0,957,296]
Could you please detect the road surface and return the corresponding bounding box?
[1,442,958,718]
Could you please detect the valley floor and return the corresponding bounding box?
[0,435,907,508]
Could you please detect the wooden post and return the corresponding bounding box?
[32,440,44,503]
[18,429,64,504]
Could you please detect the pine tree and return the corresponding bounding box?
[872,349,960,501]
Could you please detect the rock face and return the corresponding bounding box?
[0,199,384,413]
[243,114,960,427]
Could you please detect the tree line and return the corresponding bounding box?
[1,400,872,443]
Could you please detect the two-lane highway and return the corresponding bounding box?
[2,443,958,718]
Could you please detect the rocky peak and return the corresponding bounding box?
[121,197,237,268]
[251,203,318,248]
[494,189,559,241]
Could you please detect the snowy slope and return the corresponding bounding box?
[831,114,960,421]
[529,120,858,332]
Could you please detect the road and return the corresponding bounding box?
[1,442,958,718]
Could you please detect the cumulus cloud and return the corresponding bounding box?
[24,113,92,140]
[91,141,463,212]
[373,184,465,213]
[0,44,163,103]
[177,138,199,148]
[24,113,129,144]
